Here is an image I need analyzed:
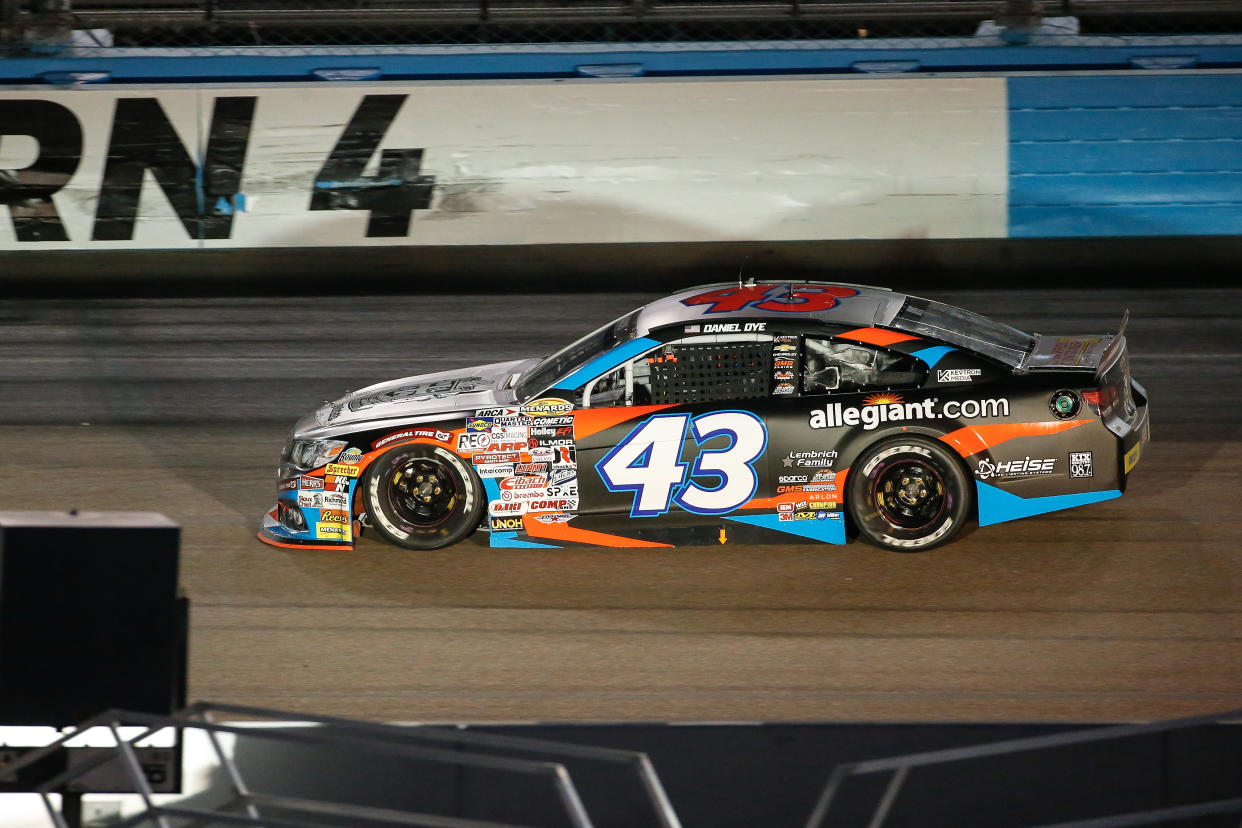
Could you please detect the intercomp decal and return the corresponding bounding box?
[809,394,1011,430]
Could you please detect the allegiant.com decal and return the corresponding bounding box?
[809,393,1011,430]
[0,94,434,243]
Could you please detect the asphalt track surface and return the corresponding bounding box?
[4,288,1240,724]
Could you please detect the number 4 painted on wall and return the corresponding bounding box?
[595,411,767,518]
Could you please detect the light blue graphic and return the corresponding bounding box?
[559,337,660,390]
[911,346,956,368]
[725,513,847,544]
[489,530,558,549]
[976,481,1121,526]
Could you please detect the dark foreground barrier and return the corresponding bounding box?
[8,702,1242,827]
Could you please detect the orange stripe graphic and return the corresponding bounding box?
[836,327,920,347]
[522,514,672,548]
[939,420,1090,458]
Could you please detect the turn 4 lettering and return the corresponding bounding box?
[596,411,767,517]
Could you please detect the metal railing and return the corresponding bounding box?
[804,706,1242,828]
[2,700,683,828]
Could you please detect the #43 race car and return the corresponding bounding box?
[259,281,1149,553]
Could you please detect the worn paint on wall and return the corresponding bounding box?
[0,76,1007,250]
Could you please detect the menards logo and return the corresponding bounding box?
[522,397,574,416]
[809,394,1010,430]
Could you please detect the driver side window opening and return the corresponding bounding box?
[583,334,773,407]
[802,337,925,395]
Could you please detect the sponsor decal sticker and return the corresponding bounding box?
[802,483,836,492]
[297,491,319,508]
[319,510,350,524]
[475,463,516,478]
[530,513,574,524]
[473,451,521,464]
[500,475,548,490]
[321,491,349,510]
[466,418,492,432]
[1069,451,1094,479]
[457,432,492,452]
[773,383,795,396]
[526,498,577,512]
[315,523,350,540]
[476,407,519,417]
[373,428,452,450]
[777,485,803,494]
[937,368,982,383]
[522,397,574,416]
[549,466,577,486]
[277,478,298,492]
[778,475,807,484]
[324,463,360,478]
[489,499,527,516]
[781,450,836,469]
[490,516,524,531]
[808,500,837,510]
[339,447,363,465]
[976,456,1057,481]
[515,462,549,475]
[773,358,795,369]
[1125,441,1142,473]
[812,470,835,482]
[809,396,1011,430]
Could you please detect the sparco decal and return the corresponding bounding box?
[809,396,1011,430]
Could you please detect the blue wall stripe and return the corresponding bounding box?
[1010,172,1242,206]
[1007,74,1242,109]
[1010,205,1242,237]
[1010,140,1242,175]
[1006,72,1242,238]
[910,346,956,368]
[1009,109,1242,142]
[558,337,660,390]
[2,43,1242,84]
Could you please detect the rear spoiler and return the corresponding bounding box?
[1095,310,1130,380]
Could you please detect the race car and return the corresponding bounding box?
[258,281,1149,553]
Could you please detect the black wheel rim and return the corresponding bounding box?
[872,459,947,532]
[386,456,460,528]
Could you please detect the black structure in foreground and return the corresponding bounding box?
[5,701,1242,827]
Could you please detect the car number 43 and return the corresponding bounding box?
[595,411,768,517]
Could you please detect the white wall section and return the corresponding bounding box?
[0,76,1009,251]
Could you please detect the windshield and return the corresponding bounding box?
[516,310,640,399]
[892,298,1035,368]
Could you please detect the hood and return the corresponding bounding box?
[299,358,540,435]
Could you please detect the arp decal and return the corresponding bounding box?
[596,410,767,518]
[681,284,858,314]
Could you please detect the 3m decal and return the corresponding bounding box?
[309,94,435,238]
[596,410,767,518]
[681,284,858,314]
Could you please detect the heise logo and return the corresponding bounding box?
[976,457,1057,480]
[809,395,1010,431]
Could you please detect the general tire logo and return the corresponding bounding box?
[1069,451,1093,478]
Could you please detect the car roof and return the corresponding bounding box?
[633,280,909,338]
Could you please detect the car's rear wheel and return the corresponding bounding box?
[364,443,484,550]
[847,436,971,552]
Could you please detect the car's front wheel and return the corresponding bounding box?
[847,436,971,552]
[363,443,484,550]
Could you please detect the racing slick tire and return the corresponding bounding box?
[363,443,485,550]
[847,436,972,552]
